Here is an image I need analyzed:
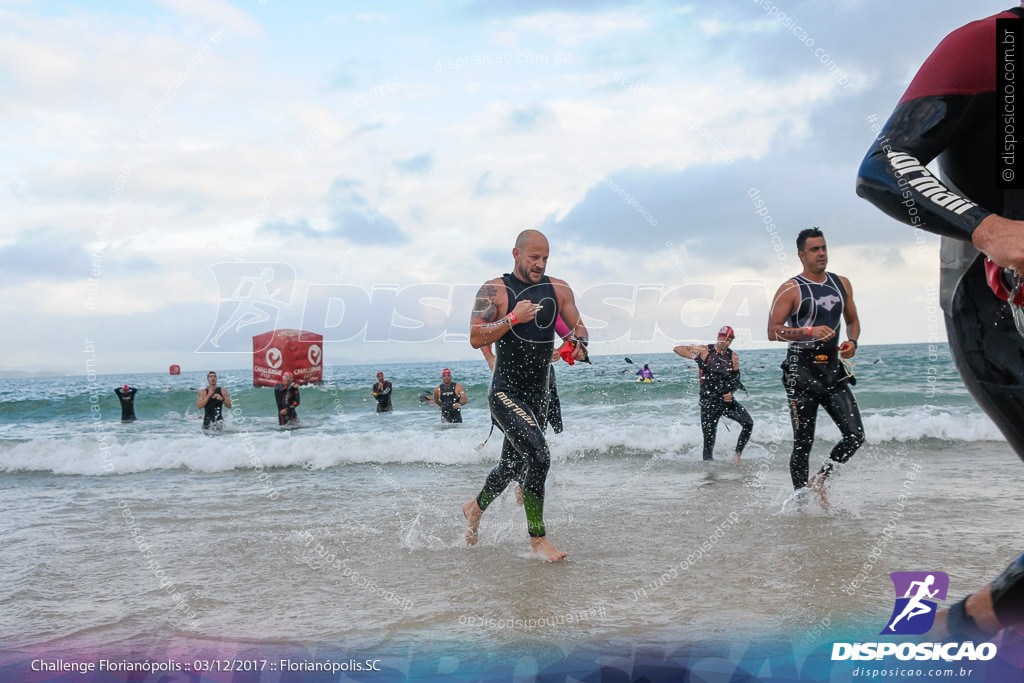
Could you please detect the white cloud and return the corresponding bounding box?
[506,11,652,46]
[353,13,393,23]
[152,0,263,38]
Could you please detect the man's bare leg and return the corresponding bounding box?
[807,468,831,511]
[530,536,568,562]
[733,452,741,465]
[462,499,483,545]
[514,484,523,506]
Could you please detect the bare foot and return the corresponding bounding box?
[807,472,831,511]
[462,500,482,545]
[514,484,523,506]
[732,452,741,465]
[529,536,568,562]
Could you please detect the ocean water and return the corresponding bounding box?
[1,343,1021,681]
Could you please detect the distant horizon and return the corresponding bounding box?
[1,340,948,380]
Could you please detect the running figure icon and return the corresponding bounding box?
[888,575,940,632]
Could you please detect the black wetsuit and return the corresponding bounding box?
[274,383,300,426]
[373,381,393,413]
[857,6,1024,638]
[857,7,1024,460]
[546,365,563,434]
[202,387,225,430]
[476,272,558,538]
[114,387,137,422]
[782,272,865,489]
[437,381,463,423]
[696,346,752,461]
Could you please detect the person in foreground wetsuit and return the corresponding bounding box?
[274,371,300,426]
[856,5,1024,642]
[462,229,589,562]
[197,371,232,432]
[768,229,864,498]
[673,325,752,465]
[114,384,138,422]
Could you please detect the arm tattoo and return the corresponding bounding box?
[471,284,499,324]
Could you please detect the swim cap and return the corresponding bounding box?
[283,371,294,379]
[376,370,384,376]
[718,325,735,340]
[441,368,451,376]
[122,384,129,391]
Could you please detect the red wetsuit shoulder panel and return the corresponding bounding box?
[898,10,1019,104]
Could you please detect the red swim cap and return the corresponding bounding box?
[122,384,129,391]
[283,371,294,379]
[718,325,735,340]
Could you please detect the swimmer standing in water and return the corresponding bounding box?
[673,326,752,464]
[197,371,232,431]
[768,229,864,506]
[462,229,588,562]
[274,372,300,426]
[114,384,138,422]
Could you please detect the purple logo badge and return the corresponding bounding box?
[881,571,949,635]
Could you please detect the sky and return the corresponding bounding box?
[0,0,1004,374]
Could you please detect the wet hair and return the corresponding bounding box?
[796,227,824,252]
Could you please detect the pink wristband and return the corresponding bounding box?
[508,313,518,325]
[554,315,571,339]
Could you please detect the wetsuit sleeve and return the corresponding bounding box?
[856,21,993,240]
[991,551,1024,629]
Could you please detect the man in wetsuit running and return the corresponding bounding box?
[429,369,467,423]
[197,371,232,431]
[274,371,300,426]
[768,229,864,499]
[462,229,589,562]
[114,384,138,422]
[372,371,393,413]
[673,325,752,464]
[856,5,1024,642]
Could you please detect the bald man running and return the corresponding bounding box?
[463,229,589,562]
